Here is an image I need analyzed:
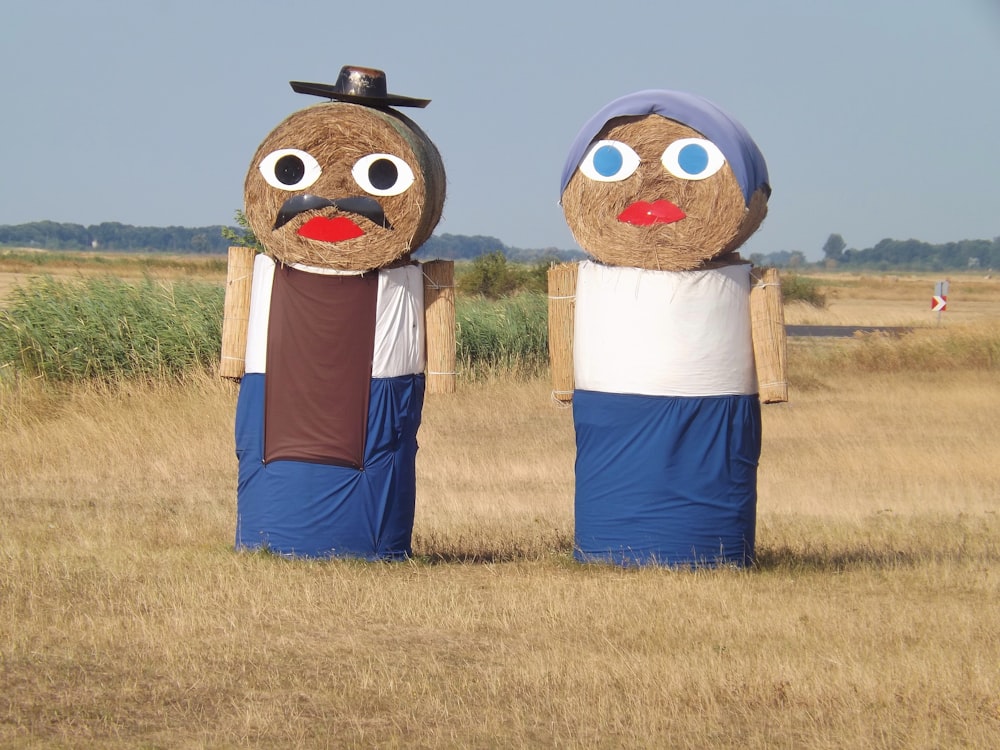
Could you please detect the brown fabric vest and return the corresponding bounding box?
[263,265,379,468]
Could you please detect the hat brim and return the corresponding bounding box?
[289,81,430,108]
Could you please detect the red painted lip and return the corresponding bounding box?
[617,200,686,226]
[296,216,364,242]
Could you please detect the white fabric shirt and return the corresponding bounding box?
[573,260,756,397]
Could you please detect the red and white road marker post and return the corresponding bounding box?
[932,280,948,324]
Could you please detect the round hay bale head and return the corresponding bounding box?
[245,102,445,272]
[561,115,767,271]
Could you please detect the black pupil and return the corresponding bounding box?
[369,159,398,191]
[275,154,305,186]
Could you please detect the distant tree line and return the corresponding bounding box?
[751,233,1000,271]
[0,221,584,263]
[415,233,582,263]
[4,220,996,270]
[0,221,231,254]
[834,236,999,271]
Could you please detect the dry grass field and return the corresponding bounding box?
[783,270,1000,326]
[1,258,999,748]
[0,248,227,302]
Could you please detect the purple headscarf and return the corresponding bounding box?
[560,89,769,207]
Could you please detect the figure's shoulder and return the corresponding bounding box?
[700,251,749,270]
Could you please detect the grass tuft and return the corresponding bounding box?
[781,273,826,307]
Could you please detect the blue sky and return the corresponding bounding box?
[2,0,998,260]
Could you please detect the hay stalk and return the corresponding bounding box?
[750,266,788,403]
[547,263,578,402]
[423,259,456,394]
[219,246,255,379]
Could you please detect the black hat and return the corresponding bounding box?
[290,65,430,108]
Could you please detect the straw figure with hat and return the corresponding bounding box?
[548,89,787,567]
[220,65,455,559]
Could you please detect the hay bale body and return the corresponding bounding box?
[422,259,456,394]
[547,263,578,401]
[244,102,445,272]
[220,245,256,378]
[559,90,776,568]
[233,71,449,562]
[750,266,788,403]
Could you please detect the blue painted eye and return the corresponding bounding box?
[661,138,726,180]
[578,140,641,182]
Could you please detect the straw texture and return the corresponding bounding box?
[219,246,256,379]
[547,263,578,402]
[561,115,767,271]
[423,259,456,394]
[750,266,788,403]
[245,102,445,272]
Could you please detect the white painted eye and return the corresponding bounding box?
[258,148,322,191]
[578,140,641,182]
[661,138,726,180]
[351,153,416,196]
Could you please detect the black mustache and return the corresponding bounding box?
[273,194,393,231]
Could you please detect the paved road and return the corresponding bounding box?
[786,325,913,338]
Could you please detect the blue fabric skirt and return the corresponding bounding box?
[234,373,425,559]
[573,390,761,567]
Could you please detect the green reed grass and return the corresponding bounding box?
[456,292,548,380]
[0,275,223,382]
[0,275,551,385]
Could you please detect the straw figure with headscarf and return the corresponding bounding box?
[220,66,455,559]
[549,89,787,567]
